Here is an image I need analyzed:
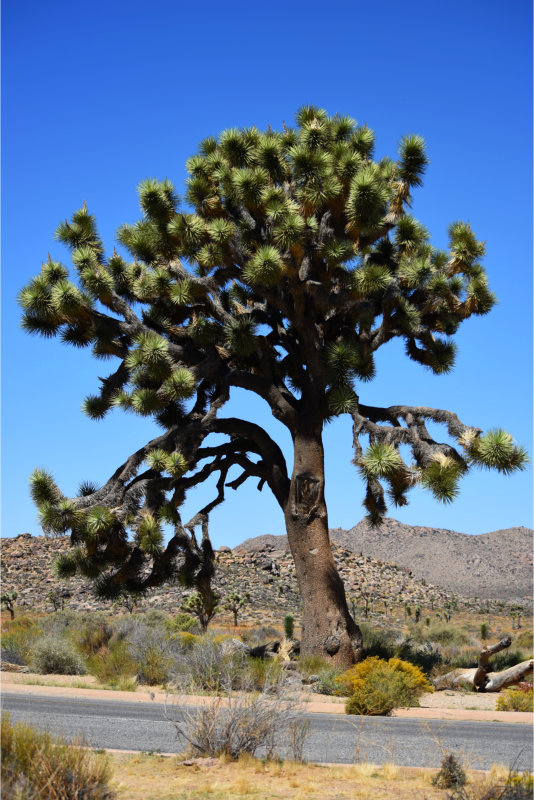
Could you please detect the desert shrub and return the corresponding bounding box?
[514,630,533,650]
[165,612,199,634]
[1,615,42,664]
[171,635,247,692]
[31,635,86,675]
[240,625,280,647]
[165,674,309,760]
[133,608,170,628]
[1,714,114,800]
[394,638,443,673]
[432,752,467,789]
[170,631,201,649]
[124,621,179,685]
[490,649,531,672]
[449,769,533,800]
[359,623,397,660]
[440,645,479,669]
[244,657,282,690]
[409,622,469,646]
[340,656,432,716]
[496,687,533,712]
[1,646,27,666]
[87,640,138,686]
[298,654,346,695]
[39,610,81,638]
[75,616,115,657]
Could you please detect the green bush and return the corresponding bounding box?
[121,620,177,685]
[75,616,115,657]
[408,622,469,646]
[491,650,531,672]
[31,635,86,675]
[284,614,294,639]
[87,640,138,686]
[359,623,397,660]
[244,657,282,690]
[165,612,199,634]
[515,630,533,650]
[340,656,432,716]
[1,714,114,800]
[298,654,346,695]
[1,615,41,664]
[496,687,533,712]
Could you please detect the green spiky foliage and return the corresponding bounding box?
[181,589,220,632]
[223,590,251,627]
[19,107,527,622]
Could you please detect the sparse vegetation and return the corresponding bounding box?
[165,674,309,760]
[431,752,467,789]
[1,714,114,800]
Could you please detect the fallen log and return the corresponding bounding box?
[433,636,533,692]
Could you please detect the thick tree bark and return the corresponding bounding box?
[283,429,363,668]
[433,637,533,692]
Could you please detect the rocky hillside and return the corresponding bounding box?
[237,518,533,601]
[2,532,462,623]
[1,519,530,623]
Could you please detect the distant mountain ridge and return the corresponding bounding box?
[236,518,533,601]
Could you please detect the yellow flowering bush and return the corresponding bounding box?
[496,687,533,712]
[337,656,433,716]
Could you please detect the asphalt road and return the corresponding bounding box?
[2,692,532,771]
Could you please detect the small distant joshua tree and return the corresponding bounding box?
[181,590,220,631]
[404,603,412,620]
[47,589,64,612]
[223,591,250,627]
[443,603,453,623]
[349,596,358,619]
[1,590,18,620]
[115,591,143,614]
[510,605,524,630]
[414,605,422,623]
[480,622,488,641]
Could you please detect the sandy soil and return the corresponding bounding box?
[1,672,532,723]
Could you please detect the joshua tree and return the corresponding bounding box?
[223,591,250,627]
[1,590,18,620]
[443,600,455,623]
[46,589,66,612]
[181,589,219,632]
[414,605,422,623]
[510,605,524,630]
[19,107,527,666]
[114,591,143,614]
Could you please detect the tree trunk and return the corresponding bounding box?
[284,430,362,668]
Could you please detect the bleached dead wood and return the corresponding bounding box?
[433,636,533,692]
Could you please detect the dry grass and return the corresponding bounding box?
[108,752,498,800]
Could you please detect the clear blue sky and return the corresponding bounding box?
[2,0,532,546]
